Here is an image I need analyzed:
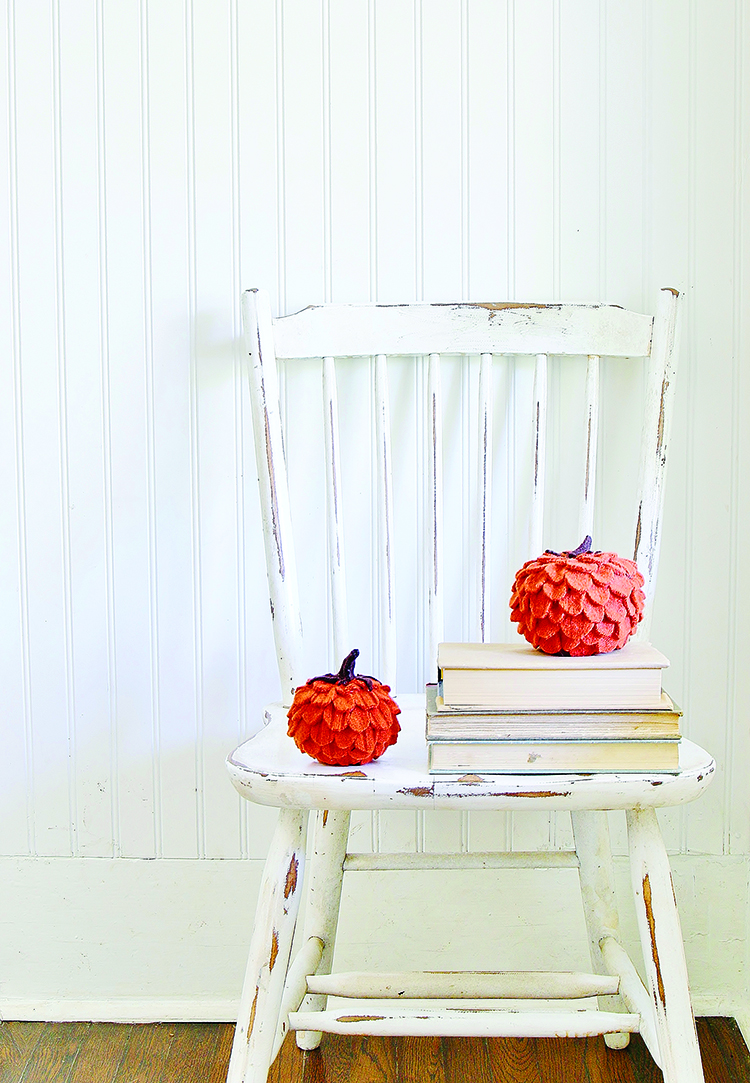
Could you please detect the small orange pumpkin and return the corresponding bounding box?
[509,536,645,655]
[287,649,401,766]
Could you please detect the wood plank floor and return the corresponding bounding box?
[1,1018,748,1082]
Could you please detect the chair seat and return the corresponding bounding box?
[227,693,715,813]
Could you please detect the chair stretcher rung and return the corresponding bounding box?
[343,850,580,872]
[288,1007,640,1038]
[306,970,619,1000]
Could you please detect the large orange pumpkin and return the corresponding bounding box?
[287,649,401,766]
[509,536,645,655]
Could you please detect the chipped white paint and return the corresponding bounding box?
[627,806,704,1083]
[427,353,444,670]
[580,355,600,540]
[571,809,631,1048]
[241,290,303,704]
[530,353,548,558]
[227,699,715,813]
[633,289,681,637]
[288,1006,640,1038]
[342,850,580,871]
[226,808,308,1083]
[374,353,396,688]
[306,970,619,1000]
[272,302,654,359]
[477,352,493,640]
[270,936,323,1062]
[322,357,349,663]
[294,809,350,1051]
[601,935,662,1067]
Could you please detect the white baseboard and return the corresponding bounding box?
[0,999,239,1023]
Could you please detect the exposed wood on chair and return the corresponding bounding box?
[287,1007,640,1039]
[271,301,654,359]
[294,809,351,1052]
[627,805,704,1082]
[226,808,308,1083]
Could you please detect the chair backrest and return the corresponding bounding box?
[242,289,680,704]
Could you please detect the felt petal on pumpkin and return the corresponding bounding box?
[590,563,616,585]
[356,730,376,755]
[533,616,559,640]
[585,581,610,606]
[543,561,567,583]
[333,694,352,712]
[563,569,593,593]
[542,579,568,601]
[293,685,315,704]
[347,707,369,732]
[595,619,616,637]
[559,591,584,616]
[604,596,628,623]
[606,575,633,598]
[568,641,598,656]
[530,591,551,618]
[561,615,594,640]
[537,632,562,654]
[581,597,605,623]
[335,729,355,749]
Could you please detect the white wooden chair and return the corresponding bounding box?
[226,288,714,1083]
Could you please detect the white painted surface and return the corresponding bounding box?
[1,0,749,1016]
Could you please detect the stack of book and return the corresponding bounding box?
[427,641,681,774]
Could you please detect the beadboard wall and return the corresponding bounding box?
[1,0,749,1019]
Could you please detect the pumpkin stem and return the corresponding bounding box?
[545,536,594,558]
[337,649,360,682]
[566,535,593,558]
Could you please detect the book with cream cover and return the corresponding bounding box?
[425,683,682,741]
[436,641,669,710]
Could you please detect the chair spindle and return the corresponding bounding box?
[322,356,349,664]
[427,352,444,671]
[374,353,396,688]
[477,352,494,641]
[530,353,548,557]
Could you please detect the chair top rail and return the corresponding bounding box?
[269,298,654,359]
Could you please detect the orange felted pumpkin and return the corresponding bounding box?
[509,536,646,656]
[287,649,401,766]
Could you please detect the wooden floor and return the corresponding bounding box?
[1,1018,749,1082]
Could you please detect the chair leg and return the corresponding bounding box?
[295,809,351,1050]
[571,809,630,1049]
[626,806,705,1083]
[227,808,309,1083]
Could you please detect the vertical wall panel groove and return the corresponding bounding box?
[5,0,33,856]
[725,0,743,855]
[95,0,119,857]
[51,0,77,856]
[138,0,161,857]
[184,0,203,861]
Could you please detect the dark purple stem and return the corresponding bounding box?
[545,535,594,558]
[307,648,376,690]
